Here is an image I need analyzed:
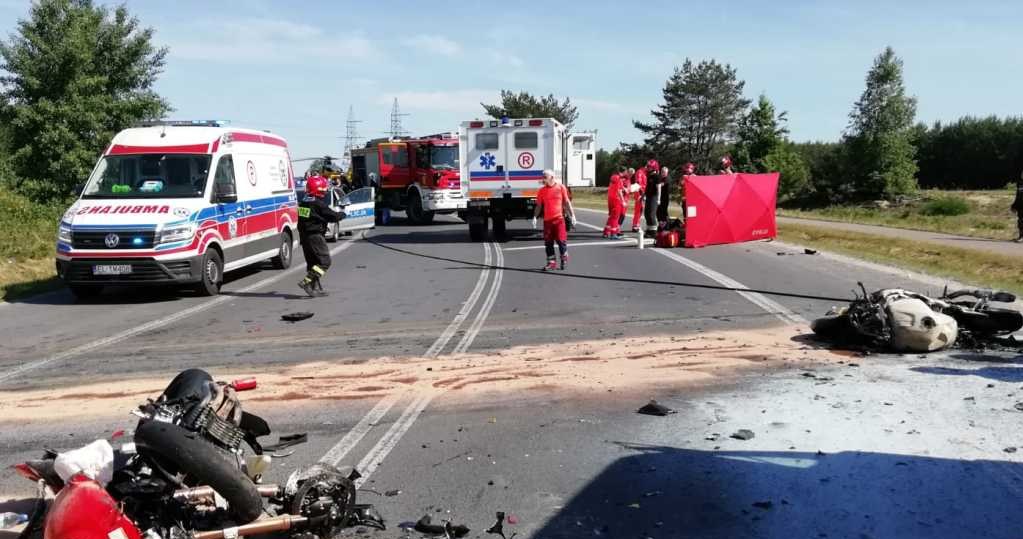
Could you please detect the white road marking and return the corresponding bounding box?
[502,239,653,251]
[452,243,503,354]
[319,392,403,466]
[573,217,806,325]
[423,242,492,358]
[352,389,441,487]
[0,237,362,386]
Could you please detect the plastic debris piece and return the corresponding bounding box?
[486,511,506,538]
[507,514,519,525]
[415,515,469,537]
[804,248,818,255]
[281,312,314,322]
[385,489,401,497]
[637,400,676,416]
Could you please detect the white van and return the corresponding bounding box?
[56,121,300,298]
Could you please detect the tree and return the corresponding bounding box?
[733,94,788,172]
[634,59,750,171]
[842,46,918,200]
[764,143,810,200]
[0,0,169,201]
[481,90,579,128]
[595,147,628,186]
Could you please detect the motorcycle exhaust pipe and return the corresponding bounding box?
[173,485,281,503]
[191,515,308,539]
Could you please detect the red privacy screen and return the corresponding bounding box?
[683,173,779,248]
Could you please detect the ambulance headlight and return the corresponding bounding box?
[57,225,72,243]
[157,223,196,245]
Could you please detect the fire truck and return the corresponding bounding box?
[350,133,465,225]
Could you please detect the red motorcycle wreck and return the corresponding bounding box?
[13,369,382,539]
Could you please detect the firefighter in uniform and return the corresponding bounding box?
[297,175,345,297]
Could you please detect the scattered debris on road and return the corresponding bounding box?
[414,515,470,537]
[486,511,507,538]
[384,489,401,497]
[637,400,676,416]
[804,248,818,255]
[281,311,314,322]
[730,429,755,441]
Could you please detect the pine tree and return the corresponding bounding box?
[0,0,169,201]
[481,90,579,129]
[842,46,918,200]
[634,59,750,171]
[733,94,789,172]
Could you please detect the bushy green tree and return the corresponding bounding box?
[733,94,788,172]
[764,143,810,200]
[595,148,627,186]
[481,90,579,128]
[842,46,918,200]
[634,59,750,171]
[0,0,169,202]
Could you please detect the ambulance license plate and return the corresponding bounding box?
[93,264,132,275]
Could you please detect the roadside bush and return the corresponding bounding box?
[0,187,65,260]
[920,196,970,216]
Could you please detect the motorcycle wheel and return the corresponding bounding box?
[134,420,262,524]
[963,307,1023,335]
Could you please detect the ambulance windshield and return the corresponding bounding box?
[82,154,212,199]
[430,146,459,170]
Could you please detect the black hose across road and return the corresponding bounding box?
[365,237,854,304]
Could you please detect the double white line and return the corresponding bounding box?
[319,241,504,481]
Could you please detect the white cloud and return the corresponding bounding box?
[375,89,499,113]
[487,50,525,69]
[403,35,461,56]
[166,18,378,64]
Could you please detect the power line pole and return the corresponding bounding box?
[341,105,361,171]
[389,98,409,139]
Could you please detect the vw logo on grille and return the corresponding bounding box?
[104,233,120,248]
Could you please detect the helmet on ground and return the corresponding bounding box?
[306,175,329,198]
[683,162,696,175]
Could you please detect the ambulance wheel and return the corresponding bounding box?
[492,215,507,238]
[271,231,294,269]
[68,284,103,300]
[407,194,435,225]
[469,220,487,242]
[197,250,223,296]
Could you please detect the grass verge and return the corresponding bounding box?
[1,258,59,301]
[780,189,1017,240]
[0,188,65,302]
[778,222,1023,295]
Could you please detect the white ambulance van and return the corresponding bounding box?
[56,121,299,298]
[458,118,595,241]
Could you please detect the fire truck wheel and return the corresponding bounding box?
[406,193,435,225]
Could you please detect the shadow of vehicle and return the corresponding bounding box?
[531,444,1023,539]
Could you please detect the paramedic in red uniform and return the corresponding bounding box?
[533,170,576,271]
[630,165,647,232]
[642,159,661,233]
[679,162,696,221]
[718,156,734,175]
[603,172,627,239]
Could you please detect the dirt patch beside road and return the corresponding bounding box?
[0,325,837,424]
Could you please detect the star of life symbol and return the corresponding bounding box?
[479,152,496,170]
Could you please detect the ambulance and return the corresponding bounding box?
[56,121,302,299]
[458,118,595,241]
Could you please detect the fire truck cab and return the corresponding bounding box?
[350,134,465,225]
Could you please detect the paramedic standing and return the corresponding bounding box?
[297,175,346,297]
[603,172,627,239]
[679,162,695,220]
[630,166,647,233]
[656,166,672,226]
[533,170,576,271]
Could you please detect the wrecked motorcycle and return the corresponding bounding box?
[14,369,381,539]
[811,285,1022,352]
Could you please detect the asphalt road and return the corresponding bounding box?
[2,209,1022,538]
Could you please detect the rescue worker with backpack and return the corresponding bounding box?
[533,170,576,271]
[297,175,346,297]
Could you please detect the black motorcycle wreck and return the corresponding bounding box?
[14,369,384,539]
[811,285,1023,352]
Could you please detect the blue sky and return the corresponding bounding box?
[2,0,1021,160]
